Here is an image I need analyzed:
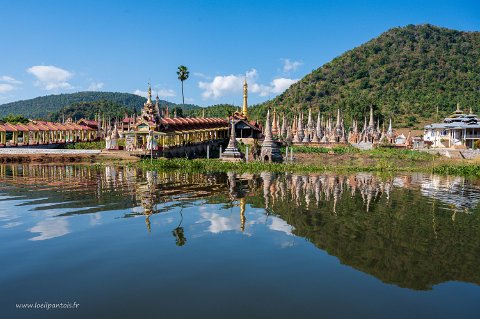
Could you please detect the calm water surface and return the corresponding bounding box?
[0,164,479,319]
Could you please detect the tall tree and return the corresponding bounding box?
[177,65,190,108]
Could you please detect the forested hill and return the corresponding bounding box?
[251,24,480,127]
[0,91,200,119]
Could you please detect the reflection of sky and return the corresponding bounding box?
[268,216,294,236]
[3,165,480,245]
[29,218,70,241]
[196,205,294,245]
[199,211,241,234]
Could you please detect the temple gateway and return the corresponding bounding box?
[119,84,229,152]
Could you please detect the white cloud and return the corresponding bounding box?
[198,69,257,99]
[0,75,22,84]
[0,83,15,93]
[198,68,297,100]
[193,72,212,80]
[133,89,148,98]
[270,78,298,93]
[282,58,303,73]
[158,89,176,98]
[87,82,104,91]
[27,65,73,90]
[250,77,299,97]
[134,88,175,99]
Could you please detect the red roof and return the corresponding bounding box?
[15,123,30,131]
[3,123,18,132]
[157,117,228,131]
[78,119,98,127]
[53,123,68,130]
[25,123,40,131]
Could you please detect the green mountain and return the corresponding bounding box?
[250,24,480,127]
[184,104,237,118]
[0,91,200,120]
[48,100,131,122]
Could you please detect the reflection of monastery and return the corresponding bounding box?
[2,165,478,290]
[2,164,476,229]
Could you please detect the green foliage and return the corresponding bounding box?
[177,65,190,107]
[0,91,201,119]
[283,145,359,154]
[49,100,130,121]
[177,65,190,82]
[250,24,480,127]
[365,148,435,160]
[433,164,480,176]
[184,104,236,118]
[65,141,106,149]
[0,114,29,124]
[139,157,480,177]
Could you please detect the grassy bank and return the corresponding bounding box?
[140,158,407,174]
[137,148,480,177]
[66,141,106,150]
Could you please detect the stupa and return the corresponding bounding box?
[260,109,283,163]
[221,119,243,162]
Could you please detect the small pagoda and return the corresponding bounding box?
[260,109,283,163]
[220,120,243,162]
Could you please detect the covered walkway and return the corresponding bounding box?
[0,121,97,147]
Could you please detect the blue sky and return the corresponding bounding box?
[0,0,479,106]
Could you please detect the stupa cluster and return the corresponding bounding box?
[269,106,395,146]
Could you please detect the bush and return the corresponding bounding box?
[66,141,105,149]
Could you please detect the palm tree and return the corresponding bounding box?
[176,65,190,108]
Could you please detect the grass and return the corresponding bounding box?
[283,145,359,154]
[66,141,106,150]
[432,164,480,176]
[364,147,436,161]
[139,158,432,175]
[136,147,480,177]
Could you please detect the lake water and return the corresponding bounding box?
[0,164,479,319]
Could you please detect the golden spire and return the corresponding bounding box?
[147,82,152,104]
[242,78,248,118]
[239,197,246,232]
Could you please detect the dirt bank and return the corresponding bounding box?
[0,150,140,164]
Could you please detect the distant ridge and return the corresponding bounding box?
[0,91,200,119]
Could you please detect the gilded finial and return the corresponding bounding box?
[147,82,152,103]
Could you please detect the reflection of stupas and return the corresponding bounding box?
[258,172,398,214]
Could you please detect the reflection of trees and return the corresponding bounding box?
[253,172,480,290]
[172,208,187,246]
[2,164,480,290]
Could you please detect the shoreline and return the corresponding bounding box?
[0,149,139,164]
[1,148,479,177]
